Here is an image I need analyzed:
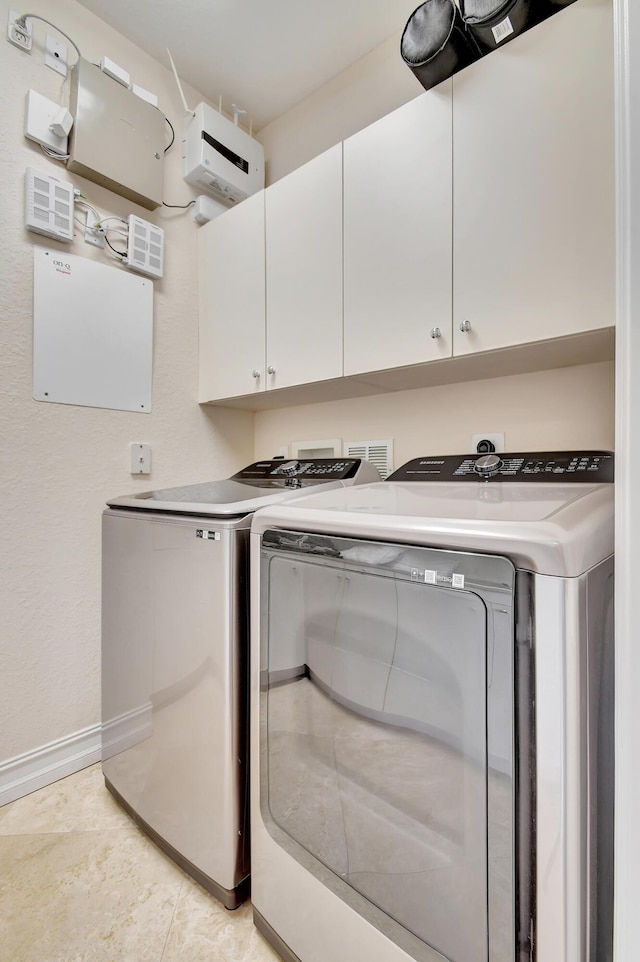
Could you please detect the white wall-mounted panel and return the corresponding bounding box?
[33,248,153,413]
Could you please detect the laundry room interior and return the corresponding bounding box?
[0,0,637,960]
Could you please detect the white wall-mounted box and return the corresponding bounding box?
[183,102,264,207]
[25,166,74,242]
[67,58,165,210]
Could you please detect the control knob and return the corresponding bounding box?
[278,460,301,476]
[474,454,503,478]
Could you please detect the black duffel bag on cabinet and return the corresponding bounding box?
[401,0,482,93]
[457,0,534,52]
[458,0,578,53]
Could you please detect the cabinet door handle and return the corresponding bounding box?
[252,370,261,379]
[430,327,442,339]
[267,366,276,375]
[459,320,472,333]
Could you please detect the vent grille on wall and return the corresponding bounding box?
[343,439,394,479]
[125,215,164,279]
[25,167,74,242]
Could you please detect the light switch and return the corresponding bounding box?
[130,442,151,474]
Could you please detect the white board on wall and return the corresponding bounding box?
[33,248,154,413]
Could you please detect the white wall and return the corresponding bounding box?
[257,30,420,184]
[0,0,254,785]
[255,362,615,466]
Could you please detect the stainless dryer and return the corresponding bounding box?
[101,457,379,908]
[250,451,614,961]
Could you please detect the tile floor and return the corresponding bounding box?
[0,764,281,962]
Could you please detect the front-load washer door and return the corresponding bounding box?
[260,531,518,962]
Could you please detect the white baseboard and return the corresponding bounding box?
[0,724,102,808]
[101,703,153,761]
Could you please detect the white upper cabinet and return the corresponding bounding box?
[198,190,266,402]
[343,85,453,376]
[265,144,343,390]
[452,0,615,357]
[198,0,615,407]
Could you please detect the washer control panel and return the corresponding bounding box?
[389,451,614,483]
[232,458,363,487]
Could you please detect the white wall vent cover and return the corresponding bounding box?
[343,439,394,479]
[25,167,74,242]
[126,215,164,278]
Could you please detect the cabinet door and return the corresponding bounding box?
[265,145,343,390]
[452,0,615,357]
[343,86,453,376]
[198,190,265,401]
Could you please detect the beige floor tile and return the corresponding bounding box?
[0,827,182,962]
[0,764,285,962]
[161,880,281,962]
[0,764,136,837]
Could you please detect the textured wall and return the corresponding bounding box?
[0,0,254,763]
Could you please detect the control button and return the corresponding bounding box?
[474,454,503,478]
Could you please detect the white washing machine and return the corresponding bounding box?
[101,457,379,909]
[249,451,614,961]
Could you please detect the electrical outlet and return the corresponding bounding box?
[7,9,32,51]
[471,433,505,454]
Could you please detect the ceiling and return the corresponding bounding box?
[74,0,419,131]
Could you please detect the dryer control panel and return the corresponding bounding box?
[389,451,614,483]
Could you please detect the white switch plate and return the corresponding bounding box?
[45,34,67,76]
[130,442,151,474]
[471,433,505,454]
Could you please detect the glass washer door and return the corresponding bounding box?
[261,531,517,962]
